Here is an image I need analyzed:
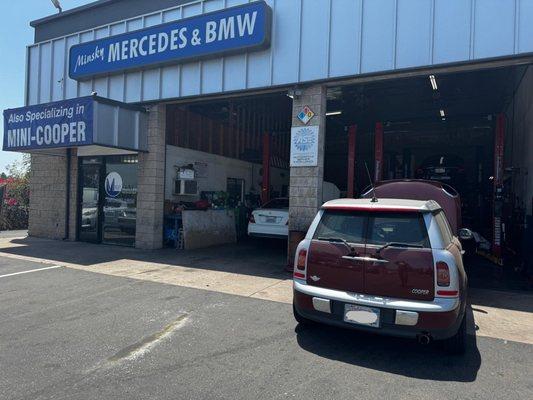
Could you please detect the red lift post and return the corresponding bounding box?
[262,132,271,204]
[374,122,384,182]
[347,125,357,198]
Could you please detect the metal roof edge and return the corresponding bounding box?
[30,0,116,27]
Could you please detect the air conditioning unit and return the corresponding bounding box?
[174,179,198,196]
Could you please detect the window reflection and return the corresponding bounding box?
[102,156,138,246]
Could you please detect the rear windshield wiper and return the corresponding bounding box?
[377,242,423,253]
[317,237,356,254]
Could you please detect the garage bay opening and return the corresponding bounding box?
[325,63,533,288]
[164,92,292,251]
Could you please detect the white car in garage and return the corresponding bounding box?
[248,198,289,239]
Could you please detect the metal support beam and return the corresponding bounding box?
[347,125,357,198]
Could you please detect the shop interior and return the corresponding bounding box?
[163,92,293,250]
[325,63,531,277]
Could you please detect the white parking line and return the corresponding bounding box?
[0,265,62,279]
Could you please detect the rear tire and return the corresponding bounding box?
[293,304,314,326]
[443,313,467,355]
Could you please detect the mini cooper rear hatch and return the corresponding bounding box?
[293,198,468,353]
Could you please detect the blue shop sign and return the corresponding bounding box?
[69,1,272,81]
[3,97,93,151]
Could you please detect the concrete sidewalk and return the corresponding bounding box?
[0,235,293,303]
[0,234,532,345]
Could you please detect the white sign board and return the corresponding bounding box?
[179,168,195,180]
[290,126,319,167]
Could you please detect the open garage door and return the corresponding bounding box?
[325,63,532,283]
[164,92,292,251]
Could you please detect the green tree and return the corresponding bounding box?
[1,155,30,230]
[5,154,30,180]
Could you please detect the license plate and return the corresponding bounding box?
[265,216,277,223]
[344,304,380,328]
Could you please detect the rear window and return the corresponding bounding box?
[367,212,430,248]
[262,198,289,209]
[313,211,366,243]
[314,210,430,248]
[434,210,454,246]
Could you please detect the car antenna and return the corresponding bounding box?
[364,162,378,203]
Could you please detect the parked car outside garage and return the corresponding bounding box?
[248,198,289,239]
[293,197,468,354]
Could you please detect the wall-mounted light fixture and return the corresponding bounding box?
[429,75,438,91]
[287,88,302,99]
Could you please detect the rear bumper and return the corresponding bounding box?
[293,280,464,340]
[247,223,288,238]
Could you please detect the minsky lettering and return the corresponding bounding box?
[69,2,270,80]
[74,46,104,72]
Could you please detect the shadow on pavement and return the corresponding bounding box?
[468,287,533,313]
[0,236,288,279]
[465,254,530,292]
[295,306,481,382]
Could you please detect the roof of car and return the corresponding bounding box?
[321,198,441,213]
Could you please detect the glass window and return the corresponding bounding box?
[367,212,430,248]
[262,198,289,209]
[102,156,138,246]
[314,211,366,244]
[434,211,454,246]
[227,178,245,205]
[79,162,101,243]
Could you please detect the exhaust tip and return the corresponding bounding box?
[417,333,431,346]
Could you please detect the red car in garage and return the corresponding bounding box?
[293,191,469,354]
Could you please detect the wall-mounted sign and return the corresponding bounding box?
[3,96,148,153]
[178,168,195,180]
[290,126,319,167]
[105,172,123,198]
[297,106,315,125]
[3,97,94,151]
[69,1,272,81]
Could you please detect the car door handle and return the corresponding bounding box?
[342,256,389,264]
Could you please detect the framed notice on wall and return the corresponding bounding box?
[290,126,319,167]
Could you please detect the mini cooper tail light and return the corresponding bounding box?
[436,261,450,287]
[293,249,307,279]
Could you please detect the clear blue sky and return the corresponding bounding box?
[0,0,94,174]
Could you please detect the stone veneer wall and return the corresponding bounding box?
[288,85,326,232]
[29,150,70,239]
[287,85,326,263]
[135,104,166,249]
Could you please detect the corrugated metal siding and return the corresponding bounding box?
[26,0,533,106]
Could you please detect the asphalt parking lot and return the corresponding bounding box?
[1,255,532,400]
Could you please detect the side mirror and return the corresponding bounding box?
[458,228,474,241]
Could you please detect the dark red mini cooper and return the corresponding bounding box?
[293,197,468,353]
